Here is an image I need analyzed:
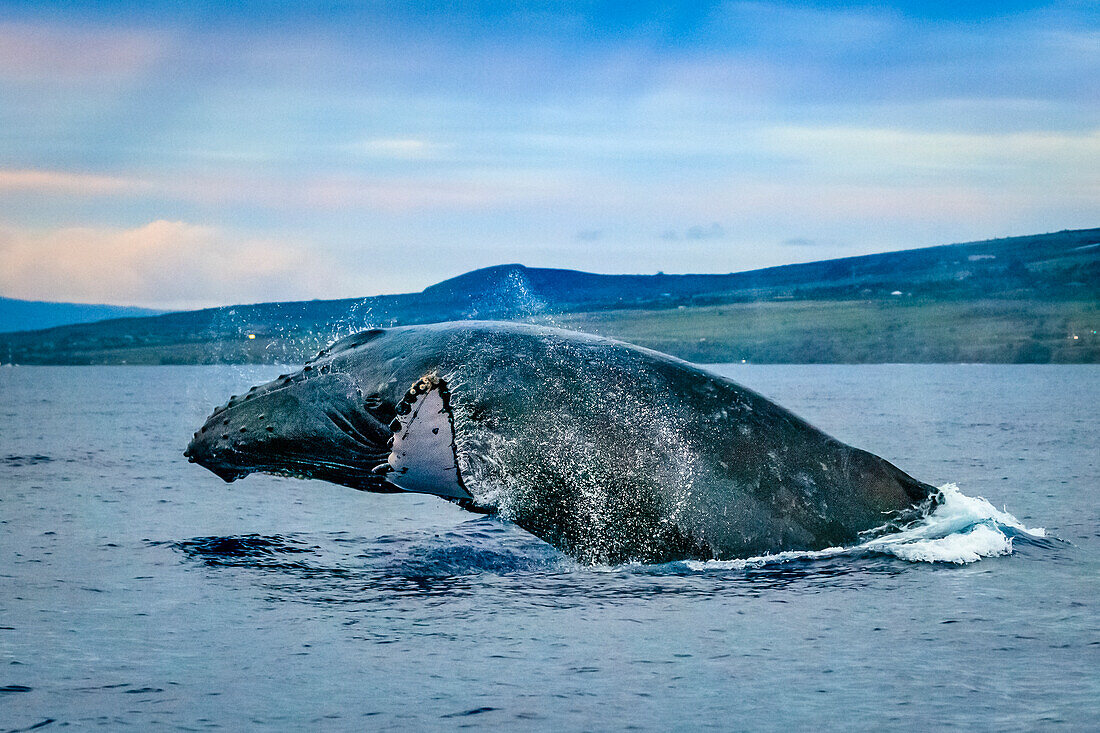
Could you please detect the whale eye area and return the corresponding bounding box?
[361,392,396,424]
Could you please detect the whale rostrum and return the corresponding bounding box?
[185,321,937,564]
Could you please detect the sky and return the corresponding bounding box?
[0,1,1096,309]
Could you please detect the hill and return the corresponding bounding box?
[0,228,1096,365]
[0,297,164,333]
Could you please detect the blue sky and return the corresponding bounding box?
[0,1,1096,308]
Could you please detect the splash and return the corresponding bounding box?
[685,484,1046,570]
[860,483,1044,563]
[466,267,549,321]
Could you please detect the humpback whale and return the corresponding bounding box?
[185,321,936,564]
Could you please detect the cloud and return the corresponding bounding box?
[0,220,346,310]
[661,223,725,241]
[758,126,1100,178]
[779,236,849,249]
[351,138,444,159]
[687,222,725,240]
[0,166,571,213]
[0,5,1094,295]
[0,169,143,195]
[0,21,165,82]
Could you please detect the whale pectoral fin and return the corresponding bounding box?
[383,375,472,500]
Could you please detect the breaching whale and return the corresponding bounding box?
[185,321,937,564]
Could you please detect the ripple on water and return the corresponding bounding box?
[156,493,1058,614]
[3,454,53,467]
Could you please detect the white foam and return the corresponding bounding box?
[874,524,1012,563]
[683,545,847,572]
[685,483,1045,570]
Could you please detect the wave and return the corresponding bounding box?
[168,486,1046,583]
[683,483,1046,570]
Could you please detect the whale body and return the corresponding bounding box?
[185,321,936,564]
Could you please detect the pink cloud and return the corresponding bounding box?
[0,220,348,310]
[0,21,166,82]
[0,169,143,195]
[0,165,571,213]
[157,172,573,214]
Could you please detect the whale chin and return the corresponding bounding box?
[207,463,248,483]
[184,432,393,491]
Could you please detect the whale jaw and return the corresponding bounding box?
[185,369,475,504]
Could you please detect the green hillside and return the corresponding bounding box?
[547,299,1097,364]
[1,228,1096,365]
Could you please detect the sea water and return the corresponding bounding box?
[1,365,1097,730]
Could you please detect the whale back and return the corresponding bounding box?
[322,322,934,564]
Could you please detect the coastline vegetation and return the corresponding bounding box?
[1,228,1096,365]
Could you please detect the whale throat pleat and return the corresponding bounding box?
[385,378,472,500]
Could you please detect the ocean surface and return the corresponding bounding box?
[1,364,1097,731]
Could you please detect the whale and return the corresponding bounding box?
[185,321,937,564]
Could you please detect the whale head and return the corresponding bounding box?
[184,364,397,490]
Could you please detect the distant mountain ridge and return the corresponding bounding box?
[0,227,1096,364]
[0,297,164,334]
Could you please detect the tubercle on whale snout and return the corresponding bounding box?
[201,354,356,420]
